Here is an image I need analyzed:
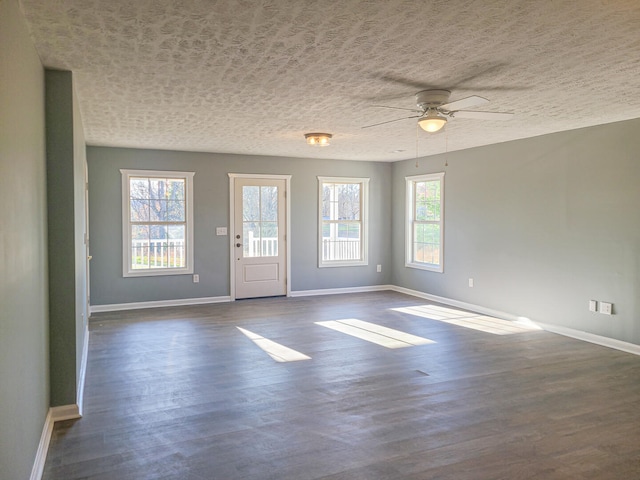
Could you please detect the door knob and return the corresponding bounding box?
[236,243,242,248]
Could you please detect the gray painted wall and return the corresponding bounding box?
[391,119,640,345]
[88,147,392,305]
[45,70,88,407]
[0,1,49,478]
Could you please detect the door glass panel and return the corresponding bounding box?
[242,185,279,258]
[243,221,260,257]
[243,186,260,221]
[261,222,278,256]
[261,186,278,221]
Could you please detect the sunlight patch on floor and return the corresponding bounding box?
[315,319,435,348]
[237,327,311,362]
[392,305,542,335]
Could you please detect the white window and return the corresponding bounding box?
[406,173,444,272]
[318,177,369,267]
[121,169,194,277]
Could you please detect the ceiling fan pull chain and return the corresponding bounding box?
[445,130,449,168]
[415,123,419,169]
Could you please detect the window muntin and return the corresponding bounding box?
[121,169,194,277]
[406,173,444,272]
[318,177,369,267]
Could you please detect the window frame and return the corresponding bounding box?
[317,176,369,268]
[121,169,195,277]
[405,172,445,272]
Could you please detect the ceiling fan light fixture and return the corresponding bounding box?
[305,133,332,146]
[418,111,447,133]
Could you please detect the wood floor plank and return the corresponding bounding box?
[42,292,640,479]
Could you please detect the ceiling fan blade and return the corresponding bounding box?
[361,115,420,129]
[375,74,439,91]
[452,110,514,120]
[372,105,422,113]
[441,95,489,111]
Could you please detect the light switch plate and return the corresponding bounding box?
[216,227,227,236]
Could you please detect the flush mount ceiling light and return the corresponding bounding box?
[305,133,332,146]
[418,109,448,133]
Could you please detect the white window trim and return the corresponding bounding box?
[405,172,444,273]
[317,176,369,268]
[121,169,195,277]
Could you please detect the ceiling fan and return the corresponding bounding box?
[363,89,514,132]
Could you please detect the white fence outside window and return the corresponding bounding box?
[322,237,361,261]
[132,239,185,268]
[246,232,278,257]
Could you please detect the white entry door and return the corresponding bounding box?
[231,175,289,299]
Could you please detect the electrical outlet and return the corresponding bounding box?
[599,302,612,315]
[376,264,382,273]
[193,274,199,283]
[468,278,474,288]
[589,300,598,312]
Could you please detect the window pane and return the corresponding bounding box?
[130,199,149,222]
[166,179,185,200]
[147,225,168,268]
[322,222,362,261]
[130,178,149,199]
[149,199,167,222]
[166,200,185,222]
[167,225,185,268]
[131,225,149,269]
[342,222,361,239]
[149,178,167,200]
[337,183,360,220]
[243,186,260,221]
[415,180,441,221]
[322,185,332,219]
[413,223,440,265]
[261,186,278,221]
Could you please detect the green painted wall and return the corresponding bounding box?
[391,118,640,345]
[87,147,392,304]
[0,1,49,478]
[45,70,88,407]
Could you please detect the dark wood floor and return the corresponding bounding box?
[43,292,640,479]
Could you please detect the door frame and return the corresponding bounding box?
[228,173,292,301]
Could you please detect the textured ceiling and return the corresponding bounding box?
[19,0,640,161]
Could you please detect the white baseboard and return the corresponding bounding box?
[388,286,522,322]
[90,295,231,313]
[29,409,53,480]
[50,404,81,422]
[535,321,640,356]
[389,285,640,356]
[77,325,89,416]
[290,284,393,297]
[30,405,82,480]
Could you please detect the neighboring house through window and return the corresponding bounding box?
[318,176,369,267]
[121,169,194,277]
[405,172,444,272]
